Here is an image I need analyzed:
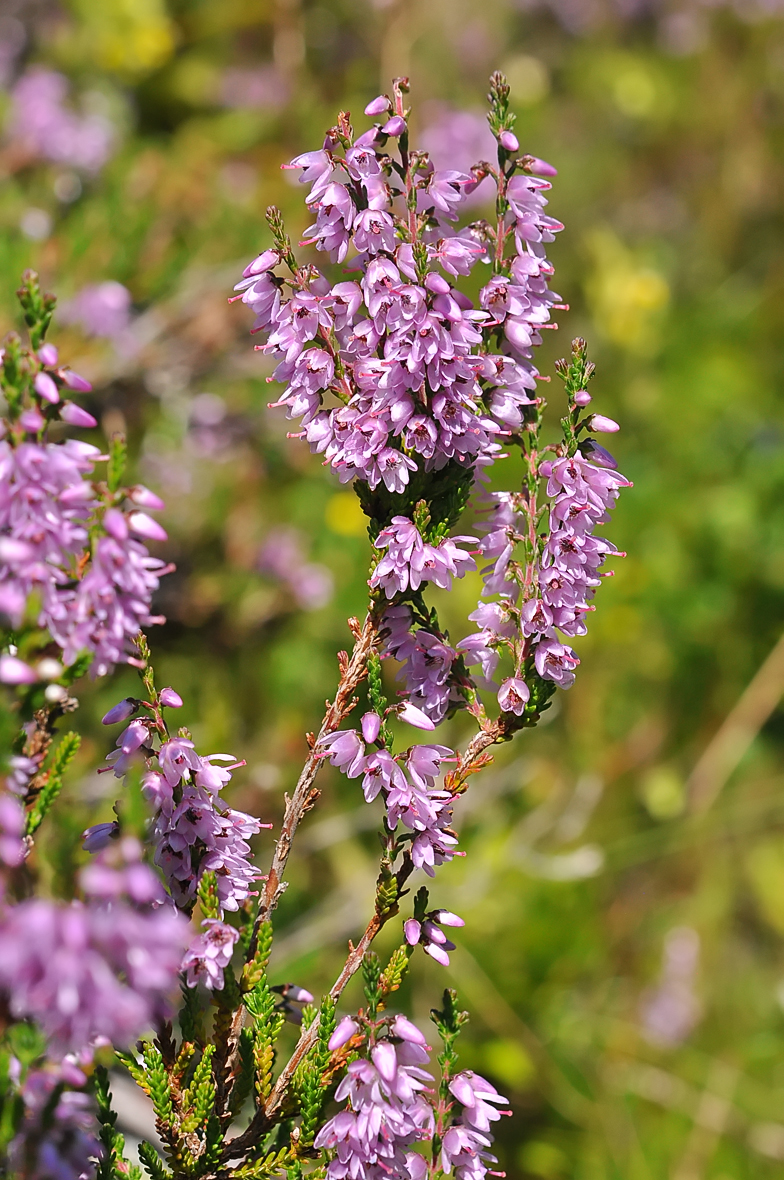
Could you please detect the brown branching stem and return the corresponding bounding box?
[249,611,381,952]
[223,709,522,1164]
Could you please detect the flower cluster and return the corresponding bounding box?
[0,839,188,1055]
[0,312,171,680]
[442,1071,510,1180]
[97,689,267,989]
[370,517,476,598]
[460,408,630,700]
[7,1060,100,1180]
[0,786,26,867]
[8,67,115,173]
[320,1012,509,1180]
[320,730,458,876]
[60,281,133,343]
[257,525,334,610]
[234,92,561,519]
[315,1015,435,1180]
[104,719,263,913]
[382,603,464,724]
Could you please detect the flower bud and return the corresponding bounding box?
[103,509,129,542]
[37,343,58,366]
[404,918,422,945]
[372,1041,398,1082]
[381,115,406,137]
[36,658,63,681]
[527,155,558,176]
[20,408,45,433]
[128,512,168,543]
[280,984,314,1004]
[398,701,436,730]
[82,821,120,853]
[391,1015,428,1045]
[120,720,148,754]
[160,687,183,709]
[328,1016,359,1050]
[423,942,450,967]
[354,127,380,148]
[242,249,280,279]
[574,389,592,407]
[499,130,519,152]
[581,440,618,470]
[589,414,620,434]
[0,655,36,684]
[364,95,391,116]
[432,909,465,927]
[425,272,451,295]
[361,711,381,743]
[0,538,33,562]
[61,369,92,392]
[102,698,139,725]
[60,402,97,428]
[34,371,59,404]
[59,482,94,505]
[128,485,165,511]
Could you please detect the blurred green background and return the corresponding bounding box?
[5,0,784,1174]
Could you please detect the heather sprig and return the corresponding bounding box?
[0,70,630,1180]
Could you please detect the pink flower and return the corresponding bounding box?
[497,677,530,716]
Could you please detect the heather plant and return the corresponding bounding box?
[0,73,628,1179]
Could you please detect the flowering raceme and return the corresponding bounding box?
[0,840,189,1054]
[0,72,632,1180]
[8,67,115,173]
[0,307,171,682]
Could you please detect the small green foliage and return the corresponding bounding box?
[413,886,429,922]
[16,269,56,349]
[94,1065,137,1180]
[138,1141,173,1180]
[430,989,470,1162]
[196,870,221,921]
[61,652,93,686]
[266,205,299,273]
[107,433,128,494]
[245,948,285,1100]
[379,944,411,999]
[355,459,474,543]
[366,651,393,749]
[25,731,81,836]
[362,952,383,1020]
[1,332,25,419]
[243,920,273,992]
[232,1146,291,1179]
[141,1042,174,1128]
[114,1049,150,1095]
[375,861,399,917]
[181,1044,216,1134]
[431,988,469,1085]
[556,338,597,459]
[229,1027,257,1116]
[179,978,205,1046]
[487,70,513,138]
[297,995,336,1149]
[237,904,256,955]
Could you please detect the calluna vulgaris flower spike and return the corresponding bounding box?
[0,73,628,1180]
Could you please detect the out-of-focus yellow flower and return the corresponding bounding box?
[584,227,670,354]
[68,0,176,77]
[325,492,367,537]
